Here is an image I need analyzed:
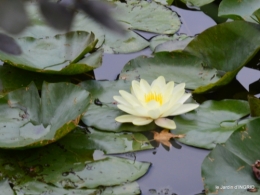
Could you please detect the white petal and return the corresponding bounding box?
[140,79,151,93]
[117,104,140,116]
[132,81,146,103]
[119,90,140,106]
[133,117,153,125]
[161,103,182,117]
[113,96,131,106]
[155,118,176,129]
[133,106,149,117]
[171,104,199,116]
[115,115,140,123]
[145,100,160,110]
[151,76,165,90]
[161,81,174,103]
[178,93,191,104]
[147,109,161,119]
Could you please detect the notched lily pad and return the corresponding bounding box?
[0,31,102,75]
[80,80,157,132]
[0,82,90,149]
[202,118,260,195]
[174,99,250,149]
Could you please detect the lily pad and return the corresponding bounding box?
[201,117,260,195]
[0,130,150,189]
[153,0,174,5]
[0,180,14,195]
[248,94,260,117]
[180,0,214,7]
[218,0,260,23]
[0,82,90,149]
[14,181,141,195]
[173,100,250,149]
[112,0,181,34]
[119,52,220,90]
[80,80,157,132]
[61,127,154,154]
[0,31,105,75]
[150,34,194,52]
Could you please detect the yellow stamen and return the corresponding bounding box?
[145,92,163,105]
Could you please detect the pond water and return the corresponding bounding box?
[93,6,217,195]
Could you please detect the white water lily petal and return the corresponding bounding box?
[114,76,199,128]
[117,104,141,116]
[147,109,161,119]
[151,76,165,90]
[155,118,176,129]
[171,104,199,116]
[113,96,131,106]
[140,79,151,93]
[133,117,153,125]
[119,90,140,106]
[178,93,191,104]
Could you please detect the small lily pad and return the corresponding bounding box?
[0,31,103,75]
[174,100,250,149]
[180,0,214,7]
[202,117,260,195]
[0,82,90,149]
[80,80,157,132]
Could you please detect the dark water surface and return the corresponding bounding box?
[94,6,217,195]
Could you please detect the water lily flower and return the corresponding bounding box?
[113,76,199,129]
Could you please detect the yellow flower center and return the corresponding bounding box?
[145,92,163,105]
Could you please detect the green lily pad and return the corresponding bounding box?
[153,0,174,5]
[218,0,260,23]
[62,127,153,154]
[20,3,149,54]
[185,21,260,93]
[248,94,260,117]
[173,100,250,149]
[0,82,90,149]
[0,130,150,189]
[119,52,219,90]
[150,34,194,52]
[80,80,157,132]
[112,0,181,34]
[0,180,14,195]
[253,8,260,22]
[180,0,214,7]
[14,181,141,195]
[0,31,104,75]
[0,64,91,94]
[201,117,260,195]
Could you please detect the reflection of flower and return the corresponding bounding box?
[113,76,199,129]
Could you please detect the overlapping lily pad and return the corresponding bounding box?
[0,31,104,75]
[201,117,260,195]
[119,52,219,91]
[180,0,214,7]
[112,0,181,34]
[0,82,90,149]
[80,80,157,132]
[0,128,150,193]
[219,0,260,23]
[150,34,194,52]
[173,100,250,149]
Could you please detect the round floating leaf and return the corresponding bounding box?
[80,80,157,132]
[61,127,153,154]
[0,82,90,149]
[202,118,260,195]
[112,0,181,34]
[153,0,174,5]
[14,181,140,195]
[184,21,260,93]
[150,34,194,53]
[173,100,250,149]
[119,52,219,90]
[0,132,150,188]
[219,0,260,23]
[180,0,214,7]
[0,31,103,75]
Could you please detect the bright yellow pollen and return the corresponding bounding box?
[145,92,163,105]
